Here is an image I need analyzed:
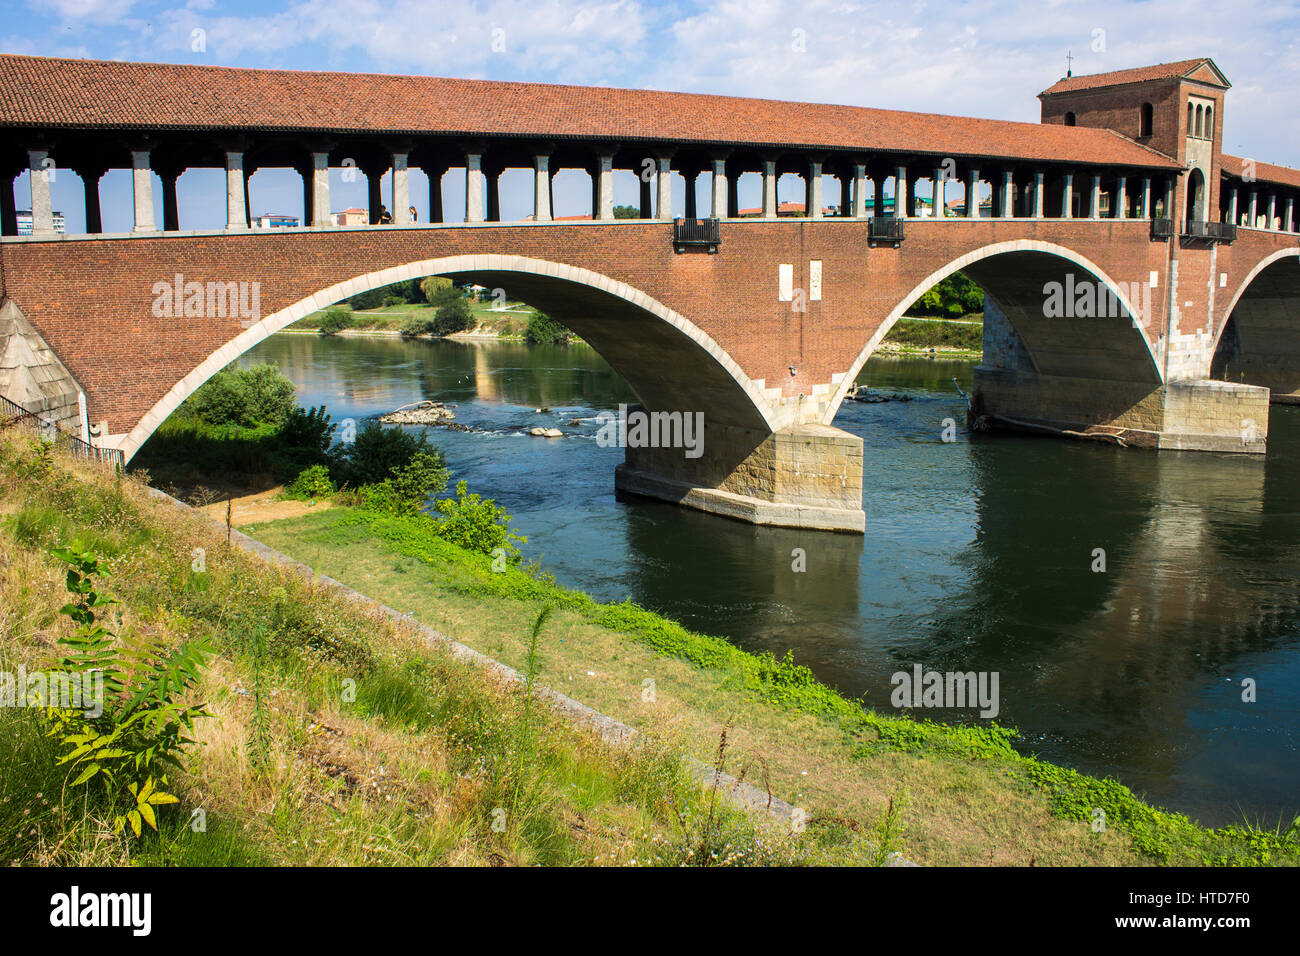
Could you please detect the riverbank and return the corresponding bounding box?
[240,500,1296,866]
[1,433,869,866]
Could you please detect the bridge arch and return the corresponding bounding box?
[119,254,778,462]
[1210,248,1300,402]
[825,239,1163,420]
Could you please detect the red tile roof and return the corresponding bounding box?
[1041,58,1227,96]
[1221,154,1300,189]
[0,54,1179,170]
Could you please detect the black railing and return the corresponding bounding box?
[868,216,905,246]
[1180,220,1237,243]
[673,218,721,253]
[0,393,123,467]
[1151,218,1174,240]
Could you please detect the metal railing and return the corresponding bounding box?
[868,216,905,246]
[0,393,124,467]
[1151,218,1174,240]
[1180,220,1237,243]
[673,217,721,252]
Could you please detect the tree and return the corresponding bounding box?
[433,297,474,335]
[524,312,573,345]
[420,276,453,302]
[318,306,353,336]
[613,204,641,219]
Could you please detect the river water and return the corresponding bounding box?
[240,332,1300,827]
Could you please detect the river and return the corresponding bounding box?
[239,332,1300,828]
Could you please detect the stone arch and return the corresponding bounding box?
[1210,248,1300,401]
[118,254,778,462]
[825,240,1162,420]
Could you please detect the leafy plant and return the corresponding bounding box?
[318,306,353,336]
[43,543,211,837]
[285,464,335,500]
[524,312,573,345]
[434,481,525,557]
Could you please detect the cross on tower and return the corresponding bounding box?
[1066,50,1074,78]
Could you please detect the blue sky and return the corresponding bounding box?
[6,0,1300,232]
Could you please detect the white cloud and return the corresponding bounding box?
[30,0,138,25]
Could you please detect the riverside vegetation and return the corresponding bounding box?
[113,364,1300,866]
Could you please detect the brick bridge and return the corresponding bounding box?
[1,55,1297,532]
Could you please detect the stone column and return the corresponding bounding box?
[311,151,331,226]
[839,173,851,217]
[807,158,823,219]
[126,149,154,232]
[967,168,980,218]
[639,175,652,219]
[1227,184,1238,225]
[465,150,484,223]
[533,153,552,222]
[422,163,446,224]
[1061,172,1074,218]
[1267,193,1277,230]
[26,148,55,235]
[895,165,908,219]
[1002,170,1014,218]
[1141,177,1151,219]
[595,152,614,220]
[682,167,698,220]
[1164,177,1173,221]
[1089,174,1102,219]
[762,159,778,218]
[392,152,410,225]
[727,170,739,218]
[1115,176,1127,219]
[711,155,729,219]
[933,164,946,218]
[159,169,180,231]
[486,164,502,222]
[1286,196,1295,232]
[75,165,106,234]
[853,163,868,218]
[1033,170,1045,218]
[225,151,247,229]
[656,156,672,219]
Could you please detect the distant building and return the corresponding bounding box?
[333,207,368,226]
[16,210,66,235]
[253,213,299,228]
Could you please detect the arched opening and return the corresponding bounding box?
[119,255,775,463]
[1211,250,1300,401]
[1140,103,1154,137]
[827,241,1163,423]
[1064,112,1076,127]
[1204,105,1214,138]
[1187,102,1194,135]
[1195,104,1204,138]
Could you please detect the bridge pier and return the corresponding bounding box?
[614,419,866,533]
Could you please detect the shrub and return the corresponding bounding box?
[185,363,298,429]
[285,464,335,499]
[335,422,441,488]
[433,298,473,335]
[420,276,454,303]
[400,314,438,337]
[318,306,353,336]
[524,312,573,345]
[434,480,526,558]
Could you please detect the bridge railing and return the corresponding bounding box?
[1180,220,1237,243]
[868,216,905,247]
[0,394,124,468]
[673,218,721,253]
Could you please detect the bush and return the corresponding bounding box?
[354,450,450,514]
[434,480,525,558]
[318,306,353,336]
[913,273,985,318]
[400,314,438,337]
[524,312,573,345]
[433,298,473,335]
[185,363,298,429]
[335,422,441,488]
[285,464,335,499]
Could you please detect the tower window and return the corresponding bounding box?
[1140,102,1153,137]
[1064,112,1076,127]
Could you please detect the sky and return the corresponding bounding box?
[6,0,1300,232]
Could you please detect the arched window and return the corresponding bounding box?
[1064,112,1076,127]
[1204,105,1213,138]
[1187,102,1194,134]
[1195,104,1204,137]
[1140,103,1154,137]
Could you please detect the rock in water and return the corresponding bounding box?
[379,401,456,425]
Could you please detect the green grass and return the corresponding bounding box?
[0,433,880,867]
[246,503,1300,867]
[884,317,983,352]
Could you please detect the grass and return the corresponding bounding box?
[0,432,880,866]
[288,302,539,339]
[883,316,983,352]
[243,503,1300,867]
